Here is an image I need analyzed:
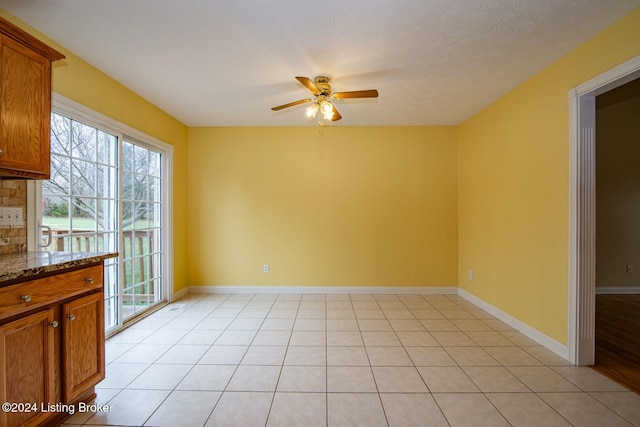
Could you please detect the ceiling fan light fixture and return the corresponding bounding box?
[306,103,319,117]
[320,99,334,120]
[320,99,333,115]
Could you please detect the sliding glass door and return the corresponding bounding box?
[37,110,168,332]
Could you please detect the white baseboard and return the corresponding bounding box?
[457,288,570,362]
[595,286,640,294]
[172,287,189,301]
[188,285,458,295]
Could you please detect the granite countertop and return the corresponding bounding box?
[0,251,118,284]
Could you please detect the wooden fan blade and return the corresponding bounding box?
[271,99,312,111]
[295,76,321,95]
[333,89,378,99]
[331,104,342,121]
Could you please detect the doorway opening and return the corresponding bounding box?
[591,77,640,393]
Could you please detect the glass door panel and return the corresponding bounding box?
[44,113,119,329]
[120,141,163,321]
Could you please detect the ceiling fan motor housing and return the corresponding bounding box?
[314,76,331,95]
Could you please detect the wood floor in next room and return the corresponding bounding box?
[63,292,640,427]
[595,294,640,394]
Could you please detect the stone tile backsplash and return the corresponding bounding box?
[0,180,27,254]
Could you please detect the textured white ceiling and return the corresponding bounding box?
[0,0,638,126]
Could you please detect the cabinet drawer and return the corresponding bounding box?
[0,265,103,321]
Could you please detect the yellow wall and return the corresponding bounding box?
[0,11,190,292]
[458,9,640,344]
[187,127,458,287]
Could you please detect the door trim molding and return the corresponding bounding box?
[568,54,640,365]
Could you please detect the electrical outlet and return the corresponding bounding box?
[627,264,634,274]
[0,207,23,226]
[263,264,270,273]
[468,269,473,280]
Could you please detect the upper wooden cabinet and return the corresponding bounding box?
[0,17,64,179]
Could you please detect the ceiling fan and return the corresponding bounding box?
[271,76,378,122]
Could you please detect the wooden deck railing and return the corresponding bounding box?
[43,228,157,303]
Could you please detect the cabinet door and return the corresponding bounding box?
[0,309,56,427]
[62,292,105,402]
[0,34,51,178]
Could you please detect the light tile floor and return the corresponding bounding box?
[63,293,640,427]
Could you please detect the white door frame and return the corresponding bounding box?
[568,54,640,365]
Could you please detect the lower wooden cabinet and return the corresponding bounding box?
[63,292,105,403]
[0,310,56,427]
[0,264,105,427]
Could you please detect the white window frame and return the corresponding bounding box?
[27,93,175,322]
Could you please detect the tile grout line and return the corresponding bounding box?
[264,293,301,427]
[153,292,237,427]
